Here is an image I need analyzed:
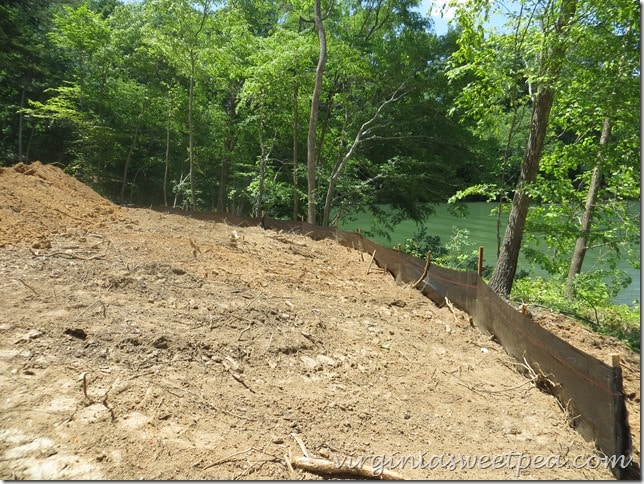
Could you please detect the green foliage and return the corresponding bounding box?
[512,275,640,353]
[402,224,447,259]
[433,227,483,274]
[402,224,492,276]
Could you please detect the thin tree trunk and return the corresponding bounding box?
[306,0,327,225]
[218,153,230,213]
[218,92,237,213]
[163,106,171,207]
[188,68,196,209]
[565,117,612,296]
[120,97,145,204]
[24,125,35,162]
[292,80,300,220]
[256,106,267,217]
[321,83,406,226]
[489,0,577,297]
[185,3,209,210]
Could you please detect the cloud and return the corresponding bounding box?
[426,0,467,20]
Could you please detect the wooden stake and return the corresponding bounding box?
[477,246,484,276]
[609,353,621,368]
[366,250,377,274]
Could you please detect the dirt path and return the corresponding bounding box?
[0,163,638,479]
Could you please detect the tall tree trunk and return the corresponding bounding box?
[120,97,145,204]
[185,3,209,210]
[188,68,196,209]
[306,0,327,225]
[163,106,171,207]
[292,80,300,220]
[218,153,230,213]
[489,0,577,297]
[255,106,267,217]
[218,92,237,213]
[489,88,555,296]
[565,117,612,296]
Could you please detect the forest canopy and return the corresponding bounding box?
[2,0,494,221]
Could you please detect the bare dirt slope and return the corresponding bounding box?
[0,162,638,479]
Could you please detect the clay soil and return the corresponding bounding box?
[0,162,639,480]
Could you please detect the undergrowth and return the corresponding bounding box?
[512,276,640,353]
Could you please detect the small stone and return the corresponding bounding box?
[27,329,43,340]
[64,328,87,340]
[316,354,336,367]
[152,336,169,349]
[300,355,320,371]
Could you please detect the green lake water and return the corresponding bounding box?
[338,202,640,306]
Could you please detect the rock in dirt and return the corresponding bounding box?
[152,336,169,349]
[300,355,320,371]
[64,328,87,340]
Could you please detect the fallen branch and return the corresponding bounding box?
[290,433,309,457]
[30,249,106,261]
[291,455,406,481]
[74,299,105,322]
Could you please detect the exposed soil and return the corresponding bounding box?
[0,162,639,479]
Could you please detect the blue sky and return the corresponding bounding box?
[416,0,510,36]
[417,0,458,35]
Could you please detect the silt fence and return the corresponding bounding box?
[157,208,637,479]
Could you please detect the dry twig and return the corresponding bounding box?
[290,433,309,457]
[291,455,406,480]
[222,361,256,394]
[202,447,254,471]
[413,250,431,288]
[16,278,39,296]
[444,297,459,324]
[81,373,94,404]
[366,250,377,275]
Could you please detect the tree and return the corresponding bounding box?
[306,0,328,224]
[448,0,577,297]
[523,0,640,300]
[487,0,578,297]
[565,117,611,294]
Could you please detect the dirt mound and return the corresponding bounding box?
[0,162,123,248]
[0,162,638,479]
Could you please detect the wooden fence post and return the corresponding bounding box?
[478,246,484,276]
